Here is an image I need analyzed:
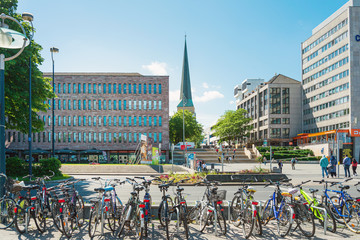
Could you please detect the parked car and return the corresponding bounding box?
[174,142,195,149]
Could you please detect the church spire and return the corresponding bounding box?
[177,37,195,113]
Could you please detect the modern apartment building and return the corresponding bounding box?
[5,73,169,163]
[234,78,264,104]
[301,0,360,158]
[236,74,302,146]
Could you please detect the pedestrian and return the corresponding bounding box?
[203,162,207,172]
[343,155,351,178]
[291,157,295,170]
[233,148,236,160]
[329,155,337,178]
[216,148,219,155]
[263,156,267,165]
[218,156,221,163]
[320,155,329,178]
[278,160,283,173]
[352,158,358,176]
[197,160,202,172]
[228,156,232,162]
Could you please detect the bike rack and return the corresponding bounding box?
[311,205,327,235]
[227,200,232,222]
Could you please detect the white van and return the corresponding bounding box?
[174,142,195,150]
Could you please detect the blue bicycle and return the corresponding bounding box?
[260,179,294,237]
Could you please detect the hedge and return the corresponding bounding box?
[5,157,63,177]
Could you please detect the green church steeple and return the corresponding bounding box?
[177,37,195,113]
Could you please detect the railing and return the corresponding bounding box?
[252,144,262,158]
[244,147,252,159]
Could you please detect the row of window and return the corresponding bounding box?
[304,121,349,133]
[303,70,349,95]
[303,44,348,74]
[303,108,349,126]
[56,83,162,95]
[269,88,290,114]
[303,82,349,105]
[303,95,349,115]
[43,115,163,127]
[270,128,290,138]
[7,131,162,144]
[54,99,162,111]
[303,57,349,85]
[302,18,347,54]
[270,118,290,124]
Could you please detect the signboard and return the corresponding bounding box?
[263,139,267,146]
[351,129,360,137]
[140,134,153,164]
[152,147,159,165]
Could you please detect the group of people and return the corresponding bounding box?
[262,157,284,172]
[196,159,207,172]
[216,147,236,163]
[320,154,358,178]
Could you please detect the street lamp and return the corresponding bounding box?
[22,12,34,177]
[50,47,59,158]
[182,94,187,166]
[0,13,29,195]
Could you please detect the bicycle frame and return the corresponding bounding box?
[324,188,352,218]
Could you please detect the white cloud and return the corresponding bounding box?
[229,100,234,105]
[142,61,168,75]
[169,89,180,102]
[194,91,224,103]
[202,82,209,89]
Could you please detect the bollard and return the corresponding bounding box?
[152,222,155,240]
[227,200,232,222]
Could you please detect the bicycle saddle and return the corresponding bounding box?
[130,191,138,196]
[135,186,144,191]
[247,186,256,193]
[159,184,170,189]
[309,188,319,193]
[94,188,106,193]
[339,185,350,190]
[176,187,184,192]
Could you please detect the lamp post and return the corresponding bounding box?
[0,13,29,196]
[50,47,59,158]
[182,94,187,167]
[22,13,34,177]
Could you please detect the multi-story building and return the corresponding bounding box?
[234,78,264,105]
[5,73,169,163]
[236,74,302,146]
[300,0,360,158]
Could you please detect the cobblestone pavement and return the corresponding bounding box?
[0,217,358,239]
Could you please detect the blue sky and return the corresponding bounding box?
[17,0,349,128]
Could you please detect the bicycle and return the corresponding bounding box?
[116,177,145,239]
[298,180,336,233]
[134,176,153,238]
[157,178,175,240]
[193,179,227,236]
[230,178,262,239]
[0,173,19,229]
[284,180,315,238]
[260,179,294,237]
[60,179,85,238]
[89,177,124,238]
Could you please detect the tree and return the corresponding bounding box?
[169,110,203,146]
[212,108,252,145]
[1,0,55,133]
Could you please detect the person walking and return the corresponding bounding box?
[228,156,232,162]
[343,155,351,178]
[263,156,267,165]
[233,148,236,160]
[329,155,337,178]
[291,157,296,170]
[202,161,207,172]
[320,155,329,178]
[352,158,358,176]
[278,159,283,173]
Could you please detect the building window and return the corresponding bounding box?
[283,128,290,138]
[104,100,107,110]
[153,100,157,110]
[129,116,132,126]
[134,116,137,126]
[270,128,281,138]
[159,84,162,94]
[159,116,162,126]
[282,118,290,124]
[78,132,82,142]
[134,132,137,143]
[93,83,96,93]
[68,100,71,110]
[104,132,107,142]
[113,100,117,110]
[109,116,112,126]
[154,84,157,94]
[73,100,77,110]
[154,116,157,126]
[148,84,151,94]
[58,100,61,110]
[118,84,121,94]
[144,116,147,126]
[73,83,76,93]
[138,84,141,94]
[123,116,127,126]
[133,100,137,110]
[270,87,281,114]
[98,100,102,110]
[99,132,102,143]
[103,84,106,93]
[139,101,142,110]
[124,84,127,94]
[119,116,122,126]
[119,100,121,110]
[108,83,111,94]
[58,83,61,93]
[149,116,152,126]
[133,84,136,94]
[84,132,88,142]
[94,132,96,142]
[114,132,117,143]
[89,116,92,126]
[68,83,71,93]
[93,100,96,110]
[124,100,127,110]
[129,100,132,110]
[73,116,76,126]
[113,84,116,94]
[282,88,290,114]
[139,116,142,126]
[144,84,147,94]
[270,118,281,124]
[98,84,102,94]
[128,84,132,94]
[148,101,152,110]
[108,100,112,110]
[94,116,97,126]
[83,116,87,126]
[78,116,81,126]
[88,83,91,93]
[159,100,162,110]
[154,132,157,143]
[114,116,117,126]
[118,133,122,143]
[109,132,112,143]
[83,83,86,93]
[78,83,81,93]
[143,100,147,110]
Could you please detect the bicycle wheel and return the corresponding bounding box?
[216,204,227,235]
[158,197,173,227]
[187,204,201,224]
[89,206,100,238]
[134,215,144,240]
[15,199,29,234]
[61,204,74,238]
[0,198,16,229]
[317,203,336,233]
[51,201,63,232]
[254,211,263,235]
[261,199,273,225]
[76,195,85,227]
[328,196,343,223]
[117,204,130,238]
[34,200,46,233]
[230,195,242,227]
[199,206,209,232]
[241,203,254,239]
[342,200,360,233]
[181,205,189,239]
[297,205,315,238]
[277,203,292,237]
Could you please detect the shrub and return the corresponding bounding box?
[6,157,27,177]
[36,158,62,177]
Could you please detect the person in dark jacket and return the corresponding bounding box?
[329,155,337,178]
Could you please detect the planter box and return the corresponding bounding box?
[206,173,288,183]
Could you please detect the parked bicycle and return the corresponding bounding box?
[0,173,19,229]
[134,176,153,238]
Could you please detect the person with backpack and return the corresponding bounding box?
[343,155,351,178]
[320,155,329,178]
[352,158,358,176]
[329,155,337,178]
[278,159,283,173]
[291,157,296,170]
